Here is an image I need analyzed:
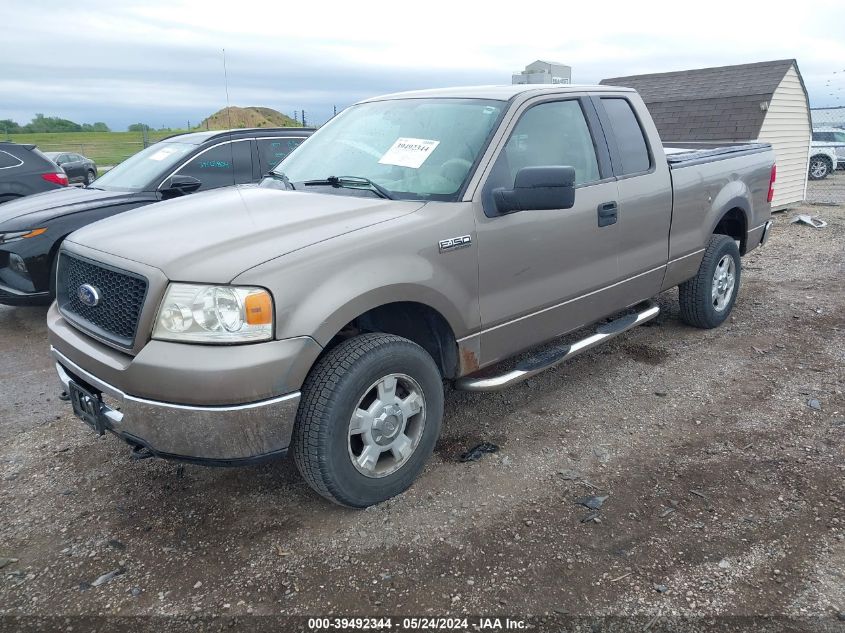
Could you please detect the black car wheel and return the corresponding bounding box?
[292,333,444,508]
[85,170,96,185]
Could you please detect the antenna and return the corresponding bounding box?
[222,48,236,187]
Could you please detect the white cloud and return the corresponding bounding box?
[1,0,843,129]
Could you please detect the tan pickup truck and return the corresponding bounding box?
[48,85,776,507]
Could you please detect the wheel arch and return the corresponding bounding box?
[318,294,462,380]
[711,204,749,254]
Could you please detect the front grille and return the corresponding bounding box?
[57,252,148,348]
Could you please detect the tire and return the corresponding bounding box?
[292,333,444,508]
[808,156,832,180]
[678,234,741,329]
[47,250,61,301]
[85,170,96,185]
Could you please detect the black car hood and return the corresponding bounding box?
[0,187,141,229]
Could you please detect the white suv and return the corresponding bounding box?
[811,127,845,178]
[809,141,839,181]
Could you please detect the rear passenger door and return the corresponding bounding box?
[593,95,672,294]
[170,139,254,192]
[256,137,307,173]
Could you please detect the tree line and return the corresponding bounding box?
[1,114,111,134]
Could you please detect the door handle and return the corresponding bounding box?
[597,201,618,227]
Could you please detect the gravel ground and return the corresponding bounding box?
[1,203,843,632]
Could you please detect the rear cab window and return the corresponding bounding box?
[599,97,652,176]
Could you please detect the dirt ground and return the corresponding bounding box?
[1,203,843,633]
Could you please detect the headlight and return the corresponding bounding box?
[0,228,47,245]
[152,283,274,343]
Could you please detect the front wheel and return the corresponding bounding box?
[678,234,741,329]
[292,333,444,507]
[85,170,96,186]
[808,156,831,180]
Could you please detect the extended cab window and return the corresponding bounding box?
[601,98,651,175]
[258,137,305,172]
[498,100,600,187]
[174,140,253,191]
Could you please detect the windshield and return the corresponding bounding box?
[275,98,506,201]
[92,141,196,191]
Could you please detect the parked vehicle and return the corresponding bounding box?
[48,85,775,507]
[811,127,845,169]
[808,144,838,180]
[0,127,312,305]
[43,152,98,185]
[0,142,68,204]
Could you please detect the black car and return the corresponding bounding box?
[0,142,69,204]
[44,152,98,185]
[0,127,313,305]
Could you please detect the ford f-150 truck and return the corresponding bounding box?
[48,85,776,507]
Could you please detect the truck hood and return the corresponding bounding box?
[0,187,138,228]
[65,185,425,283]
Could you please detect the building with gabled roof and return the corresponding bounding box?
[602,60,811,208]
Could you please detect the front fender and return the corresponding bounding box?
[232,202,481,346]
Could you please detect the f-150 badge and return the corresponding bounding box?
[438,235,472,253]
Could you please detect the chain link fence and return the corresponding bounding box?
[807,107,845,206]
[806,167,845,206]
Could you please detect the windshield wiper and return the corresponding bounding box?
[301,176,393,199]
[265,171,295,190]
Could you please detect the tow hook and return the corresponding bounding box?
[129,445,154,461]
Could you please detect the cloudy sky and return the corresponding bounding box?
[2,0,844,130]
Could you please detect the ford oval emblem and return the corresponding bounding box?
[78,284,101,307]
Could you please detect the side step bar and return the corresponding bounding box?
[455,301,660,392]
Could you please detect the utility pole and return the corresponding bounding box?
[333,105,337,117]
[302,110,307,126]
[294,110,299,124]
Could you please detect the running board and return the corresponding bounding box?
[455,301,660,392]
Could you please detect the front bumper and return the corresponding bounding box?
[0,281,51,306]
[0,234,55,305]
[53,346,302,464]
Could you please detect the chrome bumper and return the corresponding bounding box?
[52,347,301,464]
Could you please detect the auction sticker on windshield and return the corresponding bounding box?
[378,138,440,169]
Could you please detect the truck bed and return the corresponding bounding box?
[664,142,771,168]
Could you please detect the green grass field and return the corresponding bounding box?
[5,130,189,166]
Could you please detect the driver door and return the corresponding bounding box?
[474,96,622,365]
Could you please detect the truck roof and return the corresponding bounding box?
[361,84,636,103]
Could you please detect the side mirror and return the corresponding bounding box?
[160,175,202,198]
[493,166,576,215]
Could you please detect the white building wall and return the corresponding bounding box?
[756,65,811,208]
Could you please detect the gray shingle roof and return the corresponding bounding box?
[600,60,800,142]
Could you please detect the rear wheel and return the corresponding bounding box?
[85,170,96,185]
[808,156,832,180]
[292,333,444,507]
[678,234,741,329]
